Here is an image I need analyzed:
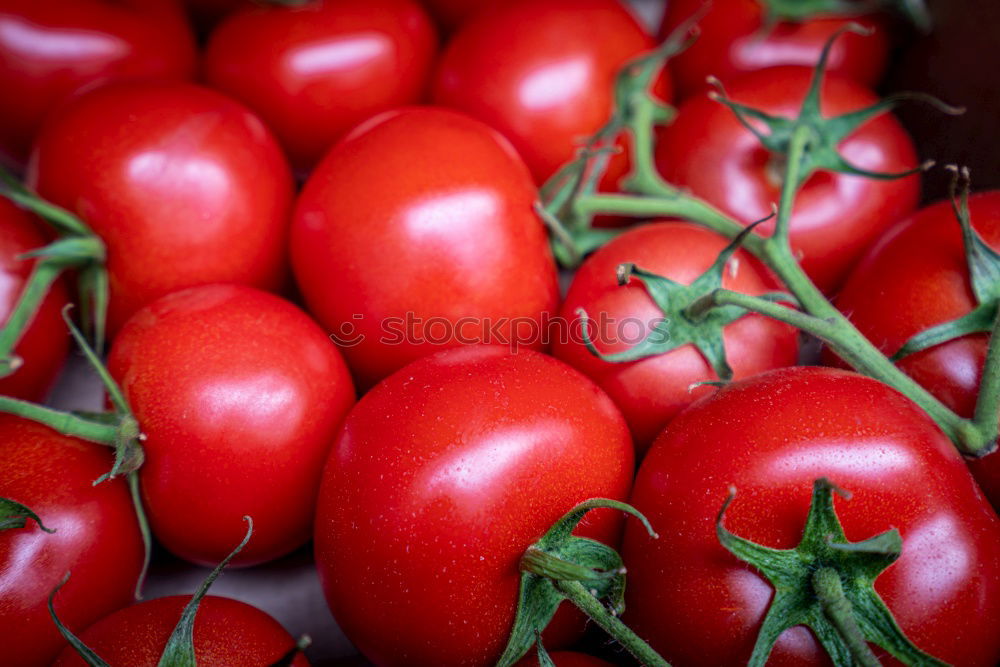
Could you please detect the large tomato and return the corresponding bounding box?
[291,107,559,388]
[432,0,668,185]
[551,221,798,453]
[27,81,293,337]
[831,191,1000,507]
[661,0,889,98]
[0,0,195,167]
[314,346,634,666]
[0,415,144,667]
[52,595,308,666]
[0,198,69,401]
[656,66,919,293]
[107,284,355,567]
[622,367,1000,666]
[203,0,437,172]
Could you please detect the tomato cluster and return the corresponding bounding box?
[1,1,999,666]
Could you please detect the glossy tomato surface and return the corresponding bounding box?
[28,81,293,336]
[108,284,355,567]
[314,346,634,666]
[832,191,1000,507]
[0,199,69,401]
[661,0,889,98]
[0,415,144,667]
[0,0,195,166]
[656,66,919,293]
[53,595,308,666]
[432,0,666,184]
[291,107,559,388]
[622,367,1000,666]
[203,0,437,172]
[552,221,798,453]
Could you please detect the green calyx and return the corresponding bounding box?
[717,478,947,666]
[757,0,931,30]
[578,221,792,381]
[497,498,667,667]
[0,496,55,533]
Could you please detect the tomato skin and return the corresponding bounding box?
[107,284,355,567]
[0,415,144,667]
[622,367,1000,666]
[0,199,69,401]
[0,0,195,167]
[661,0,889,99]
[656,66,919,293]
[314,346,634,666]
[203,0,437,172]
[551,221,798,454]
[27,81,294,337]
[291,107,559,388]
[52,595,309,666]
[831,191,1000,507]
[432,0,667,185]
[421,0,494,30]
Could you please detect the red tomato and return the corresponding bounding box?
[203,0,437,172]
[0,199,69,401]
[622,367,1000,666]
[52,595,308,666]
[515,651,614,667]
[27,81,293,336]
[0,415,144,667]
[656,66,919,293]
[661,0,889,99]
[421,0,494,30]
[314,346,634,666]
[831,191,1000,507]
[291,107,559,388]
[107,284,355,566]
[552,221,798,453]
[0,0,195,167]
[432,0,668,185]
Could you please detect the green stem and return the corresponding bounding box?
[623,98,677,198]
[812,567,882,667]
[555,579,670,667]
[972,307,1000,453]
[773,125,811,244]
[127,471,152,600]
[0,260,61,377]
[0,397,117,444]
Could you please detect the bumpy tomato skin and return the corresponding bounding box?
[832,191,1000,507]
[656,66,919,293]
[291,107,559,388]
[52,595,308,666]
[622,367,1000,666]
[0,199,69,401]
[0,415,144,667]
[108,284,355,567]
[27,81,293,337]
[552,221,798,453]
[314,346,634,666]
[203,0,437,172]
[0,0,195,167]
[661,0,889,98]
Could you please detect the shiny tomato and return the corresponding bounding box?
[552,221,798,453]
[291,107,559,388]
[0,0,195,167]
[107,284,355,567]
[832,191,1000,507]
[52,595,308,666]
[203,0,437,172]
[0,199,69,401]
[622,367,1000,666]
[656,66,919,293]
[432,0,668,185]
[314,346,634,666]
[0,415,144,667]
[27,81,293,337]
[661,0,889,98]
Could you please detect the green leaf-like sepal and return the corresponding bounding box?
[48,574,112,667]
[758,0,931,31]
[0,497,55,533]
[496,499,657,667]
[717,479,948,667]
